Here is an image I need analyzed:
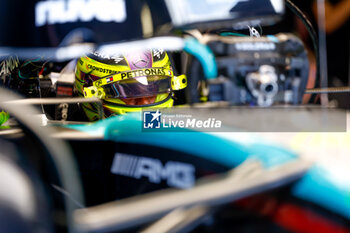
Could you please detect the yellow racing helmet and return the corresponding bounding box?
[75,49,187,121]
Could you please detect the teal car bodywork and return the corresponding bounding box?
[65,111,350,221]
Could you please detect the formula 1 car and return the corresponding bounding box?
[0,38,349,232]
[1,82,350,233]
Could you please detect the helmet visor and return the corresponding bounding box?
[102,75,172,99]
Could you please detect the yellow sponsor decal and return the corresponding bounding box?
[93,68,173,87]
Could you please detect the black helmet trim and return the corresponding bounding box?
[88,52,128,66]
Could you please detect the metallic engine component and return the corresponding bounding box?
[246,65,278,106]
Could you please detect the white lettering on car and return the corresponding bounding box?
[35,0,127,27]
[111,153,196,189]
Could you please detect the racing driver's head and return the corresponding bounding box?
[75,49,187,121]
